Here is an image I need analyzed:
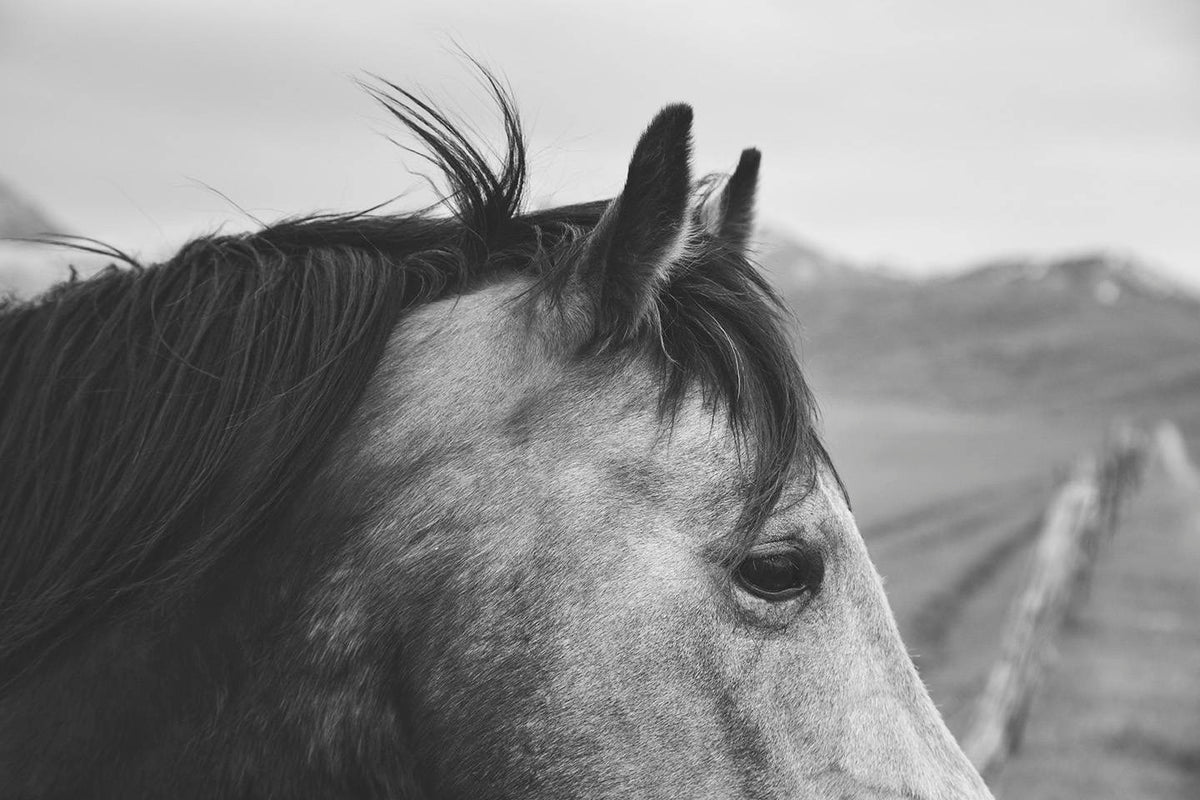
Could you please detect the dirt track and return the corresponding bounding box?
[991,460,1200,798]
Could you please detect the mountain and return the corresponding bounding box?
[944,252,1197,307]
[0,178,64,239]
[0,178,86,299]
[755,225,900,291]
[763,228,1200,435]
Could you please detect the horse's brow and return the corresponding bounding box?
[603,458,672,503]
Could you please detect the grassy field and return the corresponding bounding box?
[820,396,1200,797]
[817,395,1099,528]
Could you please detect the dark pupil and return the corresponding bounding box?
[736,552,821,600]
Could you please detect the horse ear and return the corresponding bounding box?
[697,148,761,253]
[575,104,694,343]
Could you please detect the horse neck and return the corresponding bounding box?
[0,608,220,796]
[0,470,428,799]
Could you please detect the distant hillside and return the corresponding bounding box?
[947,252,1196,306]
[0,178,88,299]
[763,227,1200,433]
[755,225,901,291]
[0,178,64,238]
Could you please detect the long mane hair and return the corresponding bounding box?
[0,73,829,687]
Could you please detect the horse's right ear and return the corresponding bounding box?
[697,148,761,254]
[569,104,695,345]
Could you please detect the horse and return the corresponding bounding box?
[0,74,993,799]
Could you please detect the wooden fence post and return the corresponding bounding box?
[960,430,1144,780]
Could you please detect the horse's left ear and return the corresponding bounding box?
[697,148,761,253]
[574,104,694,343]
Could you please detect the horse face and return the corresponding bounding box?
[299,104,992,799]
[310,277,991,799]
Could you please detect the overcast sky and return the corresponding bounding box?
[2,0,1198,285]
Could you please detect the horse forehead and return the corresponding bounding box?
[365,280,741,470]
[379,281,538,396]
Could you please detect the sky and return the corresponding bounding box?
[2,0,1198,285]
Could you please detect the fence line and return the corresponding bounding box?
[960,426,1146,780]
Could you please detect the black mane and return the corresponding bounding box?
[0,76,825,684]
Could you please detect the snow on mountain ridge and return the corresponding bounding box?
[946,251,1199,305]
[757,223,1195,307]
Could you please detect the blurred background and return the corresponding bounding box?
[2,1,1198,796]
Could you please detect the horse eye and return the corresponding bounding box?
[734,548,823,602]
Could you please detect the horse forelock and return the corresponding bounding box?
[0,70,833,693]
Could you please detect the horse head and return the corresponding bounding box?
[0,78,993,799]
